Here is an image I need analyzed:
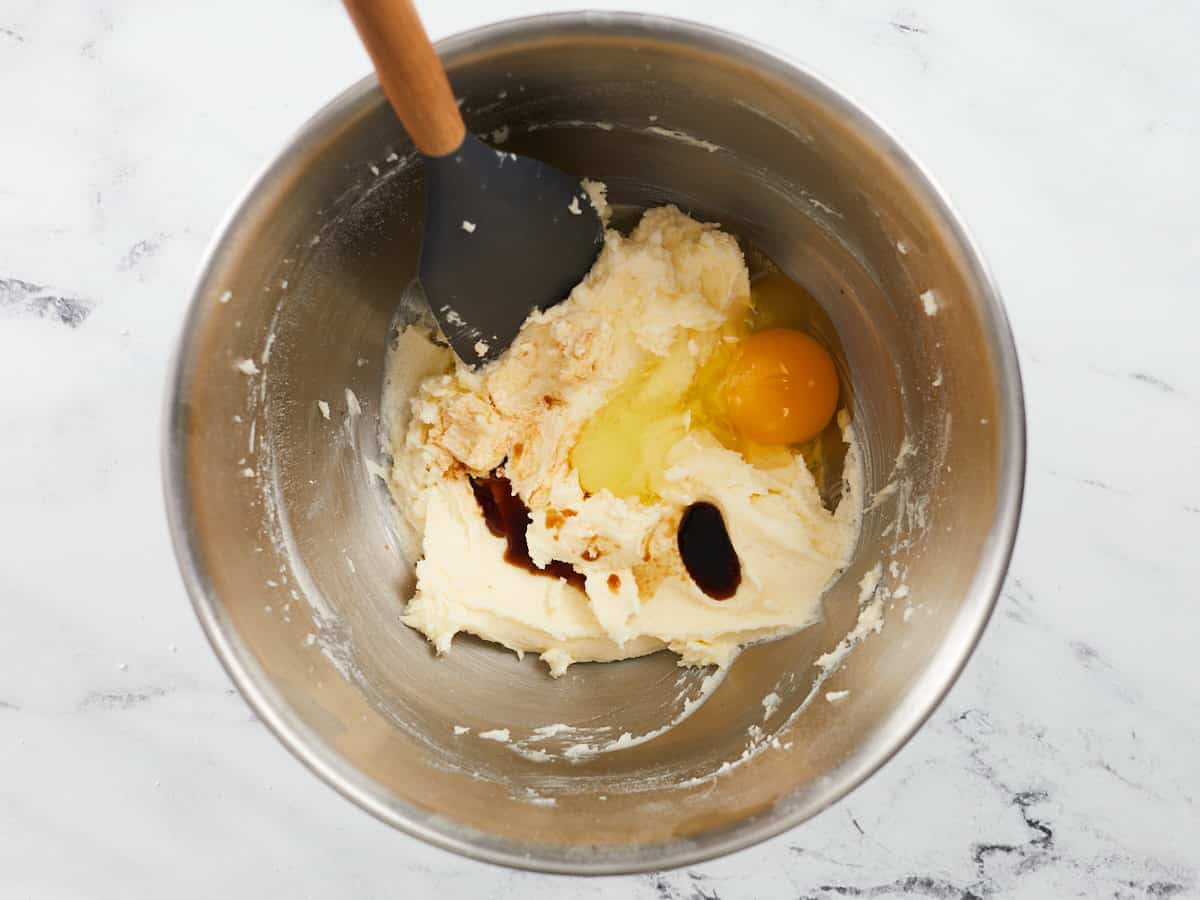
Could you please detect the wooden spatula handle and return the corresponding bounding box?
[343,0,465,157]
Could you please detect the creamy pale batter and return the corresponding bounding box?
[384,201,861,676]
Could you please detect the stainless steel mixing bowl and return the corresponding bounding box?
[164,12,1024,874]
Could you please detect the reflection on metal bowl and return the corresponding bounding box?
[163,12,1024,875]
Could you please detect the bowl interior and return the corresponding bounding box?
[169,16,1021,872]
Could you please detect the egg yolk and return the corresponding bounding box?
[724,328,839,445]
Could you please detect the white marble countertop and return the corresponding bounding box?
[2,1,1197,897]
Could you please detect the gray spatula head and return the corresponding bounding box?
[419,133,605,366]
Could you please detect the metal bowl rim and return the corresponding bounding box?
[162,10,1026,875]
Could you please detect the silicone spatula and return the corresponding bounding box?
[342,0,605,365]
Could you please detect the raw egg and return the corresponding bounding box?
[724,328,839,445]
